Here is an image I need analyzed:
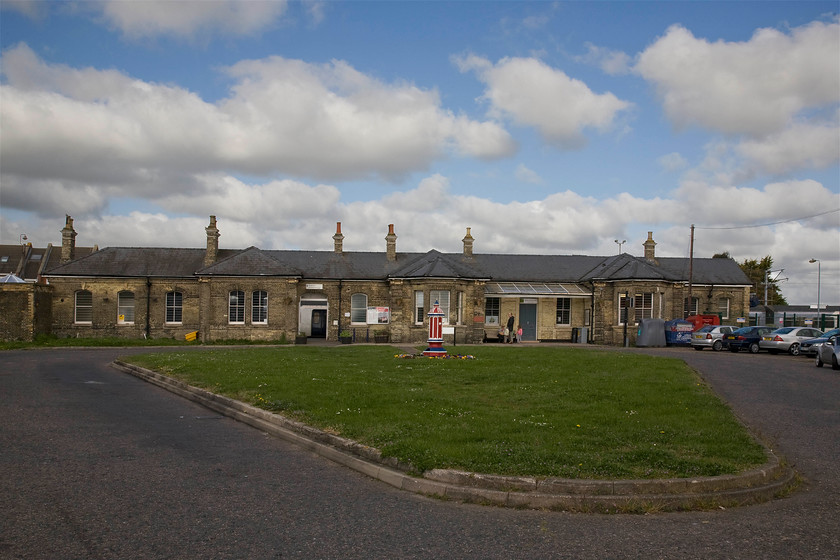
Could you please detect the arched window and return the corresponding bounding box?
[75,290,92,324]
[229,290,245,324]
[350,293,367,324]
[118,291,135,324]
[252,291,268,324]
[165,291,182,324]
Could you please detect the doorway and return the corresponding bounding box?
[519,302,537,341]
[310,309,327,338]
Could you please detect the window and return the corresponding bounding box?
[430,290,450,324]
[415,291,424,324]
[118,291,135,324]
[618,292,653,325]
[229,290,245,324]
[718,297,730,320]
[556,298,571,325]
[75,290,92,324]
[484,297,500,325]
[165,291,182,324]
[684,296,699,316]
[252,291,267,324]
[456,291,464,325]
[351,293,367,324]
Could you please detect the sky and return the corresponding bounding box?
[1,0,838,306]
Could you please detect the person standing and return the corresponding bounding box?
[506,313,515,343]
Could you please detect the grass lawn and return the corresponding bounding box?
[124,345,766,480]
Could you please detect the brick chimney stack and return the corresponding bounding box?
[643,231,657,264]
[386,224,397,261]
[60,215,77,264]
[462,227,474,257]
[333,222,344,254]
[205,215,220,267]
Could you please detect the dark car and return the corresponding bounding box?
[800,328,840,356]
[724,326,775,353]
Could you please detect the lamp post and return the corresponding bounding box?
[809,259,821,326]
[614,239,626,254]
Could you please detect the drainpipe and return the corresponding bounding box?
[145,277,152,339]
[337,279,343,340]
[589,281,596,344]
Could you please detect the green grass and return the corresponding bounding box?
[0,334,288,351]
[123,346,766,480]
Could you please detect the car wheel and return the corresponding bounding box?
[693,346,703,351]
[832,355,840,371]
[749,342,760,354]
[712,340,722,351]
[789,343,800,356]
[816,353,824,367]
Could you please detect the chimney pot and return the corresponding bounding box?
[333,221,345,254]
[204,215,220,267]
[386,224,397,261]
[462,227,474,257]
[643,231,657,263]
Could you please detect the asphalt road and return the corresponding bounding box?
[1,346,838,560]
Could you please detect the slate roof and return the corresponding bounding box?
[43,246,753,286]
[0,244,98,282]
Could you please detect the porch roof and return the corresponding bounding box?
[484,282,591,296]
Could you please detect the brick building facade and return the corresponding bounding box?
[4,216,754,345]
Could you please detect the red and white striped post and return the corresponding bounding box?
[422,300,447,357]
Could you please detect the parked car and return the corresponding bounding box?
[759,327,824,356]
[724,326,775,353]
[691,325,736,351]
[800,328,840,357]
[814,334,840,370]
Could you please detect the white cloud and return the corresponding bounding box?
[99,0,288,39]
[635,21,840,136]
[576,43,632,75]
[736,119,840,175]
[515,164,543,184]
[658,152,688,173]
[455,55,632,149]
[0,44,515,208]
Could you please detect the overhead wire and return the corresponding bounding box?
[694,208,840,230]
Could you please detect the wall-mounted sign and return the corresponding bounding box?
[737,317,746,323]
[366,307,390,324]
[305,283,324,290]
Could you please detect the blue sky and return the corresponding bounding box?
[1,0,838,305]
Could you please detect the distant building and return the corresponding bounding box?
[4,216,755,345]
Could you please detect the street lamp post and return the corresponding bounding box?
[614,239,626,254]
[809,258,821,327]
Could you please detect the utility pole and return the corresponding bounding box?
[687,225,694,318]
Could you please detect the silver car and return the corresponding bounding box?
[800,328,840,356]
[815,334,840,370]
[759,327,824,356]
[691,325,736,351]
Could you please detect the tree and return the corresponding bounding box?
[738,255,788,306]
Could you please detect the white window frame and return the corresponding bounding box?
[165,291,183,324]
[718,297,730,320]
[414,291,424,324]
[229,290,245,324]
[456,291,464,325]
[75,290,92,324]
[618,292,653,325]
[117,291,135,325]
[685,296,699,316]
[556,297,571,325]
[350,293,367,324]
[252,290,268,324]
[484,297,500,326]
[430,290,450,325]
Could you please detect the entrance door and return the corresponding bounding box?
[310,309,327,338]
[519,303,537,341]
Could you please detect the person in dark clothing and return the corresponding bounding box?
[506,313,515,343]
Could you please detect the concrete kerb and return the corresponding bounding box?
[111,360,796,512]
